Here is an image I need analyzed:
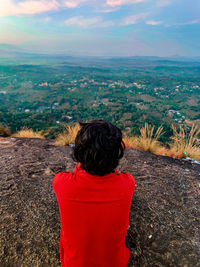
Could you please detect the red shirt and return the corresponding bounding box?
[53,163,135,267]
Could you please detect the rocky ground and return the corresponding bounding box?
[0,137,199,267]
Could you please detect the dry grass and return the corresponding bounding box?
[138,123,164,154]
[54,123,81,146]
[166,124,200,160]
[124,123,200,160]
[123,136,140,149]
[11,122,200,161]
[0,125,11,137]
[124,123,164,154]
[12,127,45,139]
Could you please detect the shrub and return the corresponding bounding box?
[0,125,11,137]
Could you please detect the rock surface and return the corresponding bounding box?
[0,137,199,267]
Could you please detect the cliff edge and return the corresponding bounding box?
[0,137,199,267]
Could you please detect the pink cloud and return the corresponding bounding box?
[96,7,120,13]
[63,0,90,8]
[106,0,149,7]
[0,0,59,17]
[64,15,115,28]
[146,20,163,25]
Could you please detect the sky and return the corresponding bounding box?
[0,0,200,57]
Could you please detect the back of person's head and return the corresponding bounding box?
[72,119,125,176]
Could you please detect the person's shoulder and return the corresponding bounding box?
[52,171,71,189]
[120,172,135,188]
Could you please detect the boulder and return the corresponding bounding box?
[0,137,199,266]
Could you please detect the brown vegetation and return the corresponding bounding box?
[166,124,200,160]
[123,123,200,161]
[123,123,164,155]
[12,127,46,139]
[54,123,81,146]
[0,125,11,137]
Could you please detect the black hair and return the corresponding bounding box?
[72,119,125,176]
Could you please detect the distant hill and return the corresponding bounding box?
[0,43,200,65]
[0,44,27,58]
[0,137,199,266]
[0,44,25,52]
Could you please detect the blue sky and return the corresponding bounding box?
[0,0,199,57]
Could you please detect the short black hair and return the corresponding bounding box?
[72,119,125,176]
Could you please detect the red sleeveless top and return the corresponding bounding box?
[53,163,135,267]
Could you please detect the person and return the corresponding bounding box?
[53,119,135,267]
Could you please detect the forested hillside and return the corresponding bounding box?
[0,56,200,143]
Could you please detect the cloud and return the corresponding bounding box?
[146,20,163,25]
[65,16,100,28]
[95,6,120,13]
[64,16,115,28]
[165,19,200,27]
[106,0,149,7]
[156,0,171,7]
[0,0,59,17]
[63,0,89,8]
[0,0,151,17]
[64,12,149,28]
[186,19,200,25]
[120,12,148,25]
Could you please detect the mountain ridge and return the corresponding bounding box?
[1,43,200,62]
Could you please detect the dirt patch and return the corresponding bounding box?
[0,137,16,147]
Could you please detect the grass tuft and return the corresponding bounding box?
[12,127,45,139]
[54,123,81,146]
[137,123,164,154]
[124,123,164,154]
[123,136,140,149]
[167,124,200,160]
